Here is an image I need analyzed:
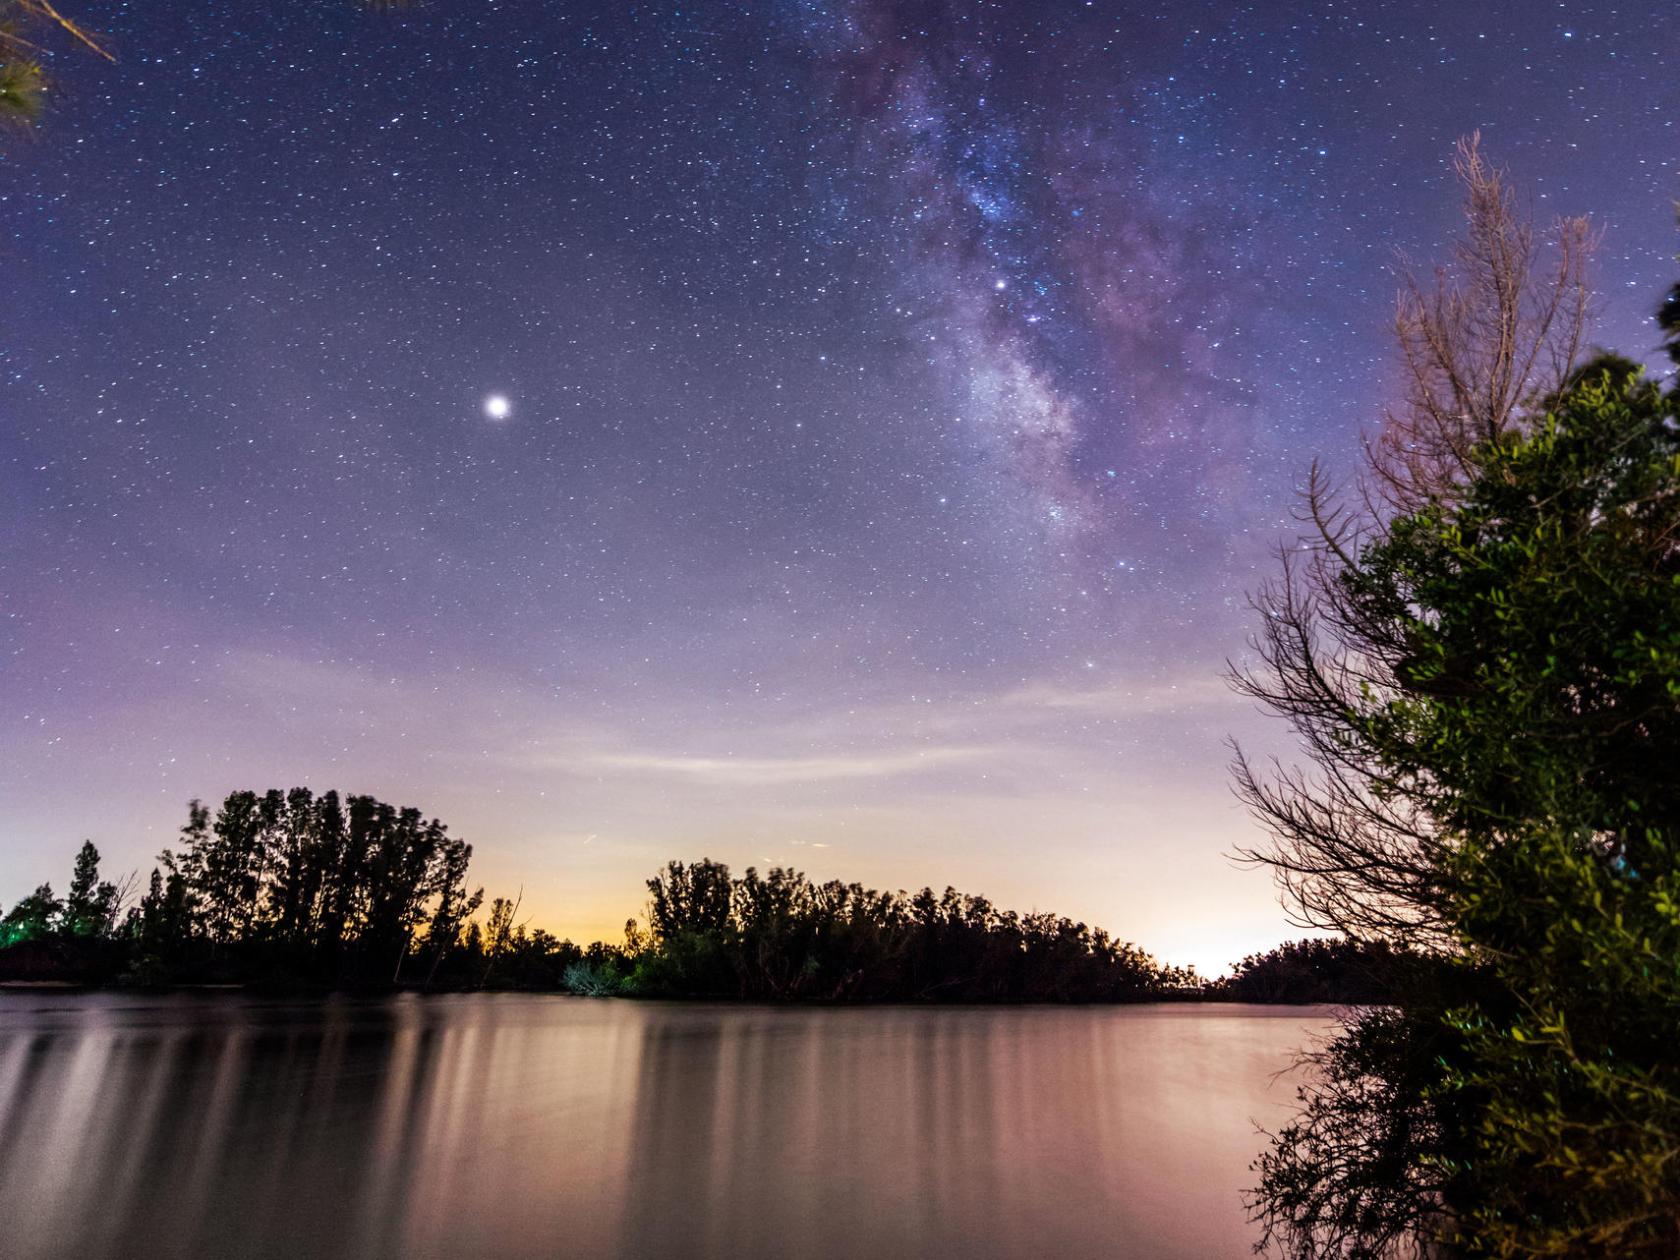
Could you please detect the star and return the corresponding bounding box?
[0,0,1665,985]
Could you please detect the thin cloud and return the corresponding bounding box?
[994,674,1237,717]
[577,745,986,787]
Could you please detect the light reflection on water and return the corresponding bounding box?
[0,994,1330,1259]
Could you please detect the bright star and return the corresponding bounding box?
[484,394,511,420]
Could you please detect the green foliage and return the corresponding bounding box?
[1443,828,1680,1257]
[0,882,59,947]
[1359,362,1680,851]
[0,842,117,948]
[1353,361,1680,1253]
[0,55,44,125]
[1252,354,1680,1255]
[0,0,113,130]
[563,958,631,997]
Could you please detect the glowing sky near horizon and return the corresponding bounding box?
[2,0,1675,973]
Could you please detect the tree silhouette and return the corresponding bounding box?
[1,799,1202,1003]
[1660,274,1680,366]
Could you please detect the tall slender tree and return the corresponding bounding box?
[58,840,118,937]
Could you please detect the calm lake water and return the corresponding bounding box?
[0,993,1331,1259]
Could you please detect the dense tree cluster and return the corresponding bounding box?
[1379,361,1680,1256]
[1,790,486,988]
[0,840,123,948]
[613,859,1193,1001]
[1209,938,1429,1006]
[1240,142,1680,1258]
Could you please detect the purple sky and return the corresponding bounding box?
[3,0,1675,972]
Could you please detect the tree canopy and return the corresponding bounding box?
[1240,150,1680,1256]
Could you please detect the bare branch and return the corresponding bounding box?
[1374,133,1594,512]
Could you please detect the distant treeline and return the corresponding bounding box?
[1,788,1401,1002]
[1206,937,1434,1005]
[608,858,1195,1001]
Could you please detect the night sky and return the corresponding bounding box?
[3,0,1675,972]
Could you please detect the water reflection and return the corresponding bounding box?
[0,994,1327,1259]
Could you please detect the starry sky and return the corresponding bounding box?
[2,0,1675,973]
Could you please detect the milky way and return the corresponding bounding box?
[2,0,1674,970]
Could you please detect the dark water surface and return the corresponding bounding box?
[0,993,1330,1259]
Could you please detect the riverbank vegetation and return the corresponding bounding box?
[1206,938,1437,1006]
[614,858,1196,1001]
[1237,138,1680,1257]
[0,827,1204,999]
[2,823,1405,1002]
